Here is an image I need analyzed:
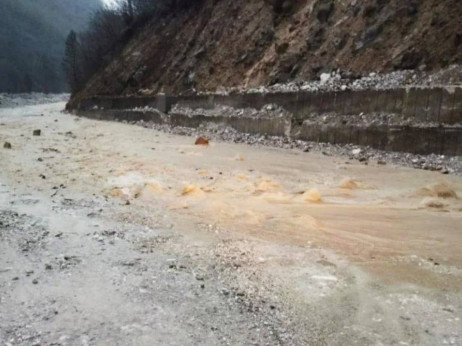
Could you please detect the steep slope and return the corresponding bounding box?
[73,0,462,100]
[0,0,100,93]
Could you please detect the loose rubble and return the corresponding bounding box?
[194,136,209,145]
[197,65,462,95]
[302,112,462,128]
[135,119,462,175]
[170,104,291,119]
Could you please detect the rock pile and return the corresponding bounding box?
[197,65,462,96]
[170,104,291,119]
[135,120,461,175]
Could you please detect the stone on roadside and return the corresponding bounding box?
[320,73,331,84]
[33,129,41,136]
[3,141,12,149]
[195,137,209,146]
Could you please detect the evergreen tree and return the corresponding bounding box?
[62,30,80,93]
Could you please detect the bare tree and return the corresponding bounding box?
[68,0,204,92]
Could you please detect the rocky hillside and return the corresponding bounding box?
[73,0,462,100]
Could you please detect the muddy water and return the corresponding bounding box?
[95,125,462,290]
[2,102,461,289]
[1,102,462,344]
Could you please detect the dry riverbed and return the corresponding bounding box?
[1,101,461,345]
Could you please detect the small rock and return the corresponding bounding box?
[320,73,331,84]
[33,129,41,136]
[377,160,386,165]
[195,137,209,146]
[3,141,11,149]
[32,279,38,285]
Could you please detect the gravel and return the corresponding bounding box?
[301,112,462,128]
[0,184,307,345]
[135,119,462,175]
[169,104,461,128]
[170,104,291,119]
[196,65,462,95]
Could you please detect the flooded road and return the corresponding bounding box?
[1,102,461,345]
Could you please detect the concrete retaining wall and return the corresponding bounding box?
[76,87,462,125]
[73,86,462,156]
[293,124,461,156]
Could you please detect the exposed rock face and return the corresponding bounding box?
[71,0,462,105]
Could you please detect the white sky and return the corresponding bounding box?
[100,0,119,8]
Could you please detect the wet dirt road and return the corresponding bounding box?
[1,102,461,345]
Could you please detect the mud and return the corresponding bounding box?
[1,101,462,345]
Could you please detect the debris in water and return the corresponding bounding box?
[254,178,280,193]
[195,137,209,146]
[339,178,359,189]
[431,183,458,199]
[414,182,458,199]
[182,185,196,195]
[182,184,204,196]
[302,189,322,203]
[420,198,447,209]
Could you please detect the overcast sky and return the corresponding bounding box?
[101,0,119,7]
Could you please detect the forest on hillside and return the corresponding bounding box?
[0,0,100,93]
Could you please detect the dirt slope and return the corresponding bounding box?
[73,0,462,101]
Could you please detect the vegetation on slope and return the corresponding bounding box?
[0,0,99,92]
